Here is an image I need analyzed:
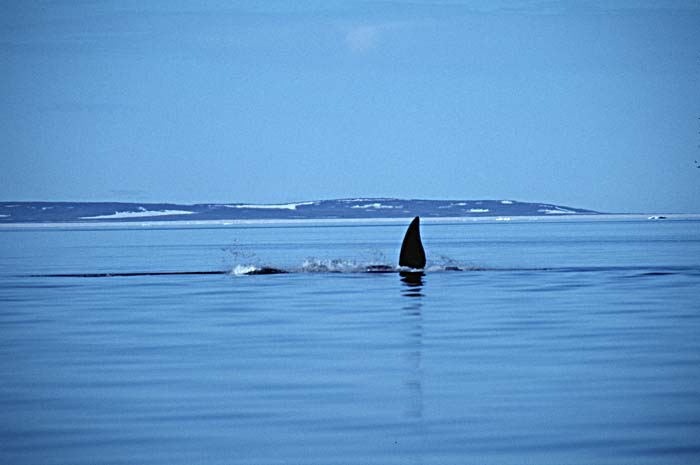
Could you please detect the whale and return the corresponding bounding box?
[399,216,426,269]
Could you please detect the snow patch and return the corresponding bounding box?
[81,210,195,219]
[340,198,372,203]
[228,202,316,210]
[439,202,468,209]
[538,208,576,215]
[350,203,400,209]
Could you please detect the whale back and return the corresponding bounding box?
[399,216,426,269]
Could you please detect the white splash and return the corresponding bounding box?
[302,258,365,273]
[232,265,260,276]
[468,208,490,213]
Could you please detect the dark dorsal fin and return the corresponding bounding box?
[399,216,426,269]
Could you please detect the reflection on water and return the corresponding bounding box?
[400,271,425,298]
[401,273,425,426]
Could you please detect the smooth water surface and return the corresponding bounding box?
[1,219,700,464]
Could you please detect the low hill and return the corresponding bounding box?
[0,198,600,223]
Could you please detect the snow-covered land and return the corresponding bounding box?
[0,199,600,223]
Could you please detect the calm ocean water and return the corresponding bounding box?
[1,218,699,465]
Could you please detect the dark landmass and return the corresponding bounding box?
[0,198,600,223]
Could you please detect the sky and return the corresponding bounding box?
[1,0,699,213]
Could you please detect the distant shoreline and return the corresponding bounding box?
[1,214,698,229]
[0,198,601,224]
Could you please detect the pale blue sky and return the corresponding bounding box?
[2,0,699,212]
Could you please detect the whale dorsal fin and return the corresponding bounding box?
[399,216,426,269]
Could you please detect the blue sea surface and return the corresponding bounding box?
[1,219,699,464]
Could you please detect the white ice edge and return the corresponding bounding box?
[81,210,195,219]
[3,214,700,229]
